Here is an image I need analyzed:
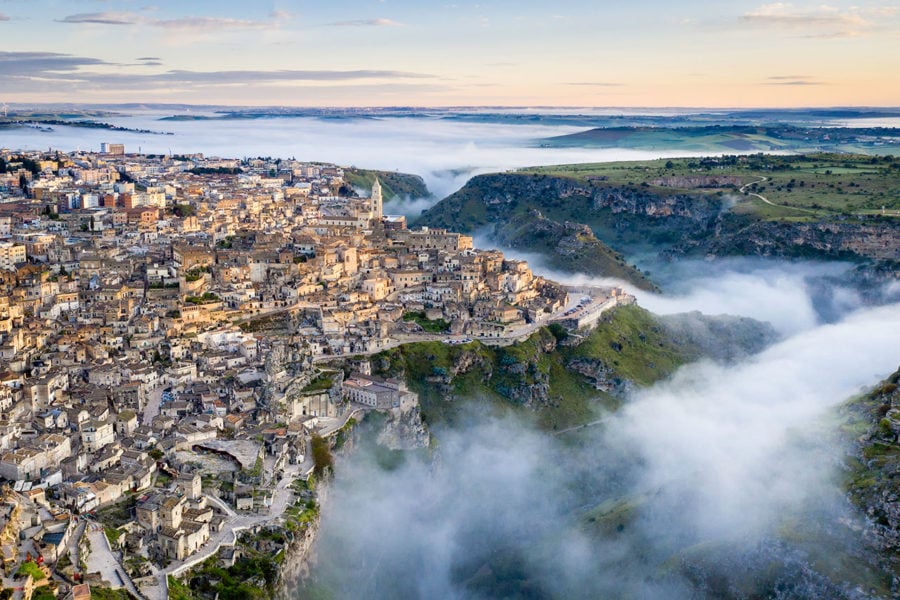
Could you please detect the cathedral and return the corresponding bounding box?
[370,177,383,221]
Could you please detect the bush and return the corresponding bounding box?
[104,525,122,546]
[548,323,569,342]
[16,561,45,581]
[311,434,333,478]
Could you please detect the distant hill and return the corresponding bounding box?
[541,125,900,155]
[343,168,430,201]
[419,155,900,287]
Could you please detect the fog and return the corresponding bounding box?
[305,268,900,598]
[472,228,866,338]
[3,112,711,201]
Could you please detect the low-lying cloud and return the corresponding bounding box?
[57,11,286,31]
[329,18,402,27]
[309,297,900,598]
[472,229,861,337]
[1,112,715,202]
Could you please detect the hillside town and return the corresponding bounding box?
[0,147,632,599]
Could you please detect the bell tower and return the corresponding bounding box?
[371,178,383,221]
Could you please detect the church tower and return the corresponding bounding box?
[371,178,383,221]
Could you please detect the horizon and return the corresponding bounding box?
[6,103,900,112]
[2,1,898,107]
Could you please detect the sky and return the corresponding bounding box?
[0,1,899,107]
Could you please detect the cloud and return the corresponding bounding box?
[153,17,276,31]
[766,80,824,86]
[738,3,872,37]
[308,296,900,598]
[0,13,9,22]
[58,12,137,25]
[0,50,433,95]
[765,75,826,86]
[0,51,111,76]
[616,303,900,539]
[329,18,402,27]
[57,11,285,31]
[81,69,433,88]
[565,82,623,87]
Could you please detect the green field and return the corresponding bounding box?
[541,125,900,156]
[520,153,900,221]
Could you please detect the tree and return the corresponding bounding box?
[310,434,333,478]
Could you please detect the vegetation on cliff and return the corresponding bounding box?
[841,366,900,580]
[367,305,736,430]
[418,154,900,275]
[541,125,900,156]
[343,168,430,200]
[494,210,657,290]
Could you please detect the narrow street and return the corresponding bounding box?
[142,385,165,426]
[84,524,143,598]
[150,459,307,599]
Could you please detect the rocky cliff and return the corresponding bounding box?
[369,305,775,431]
[343,168,430,200]
[377,404,431,450]
[419,172,900,273]
[275,505,321,599]
[494,210,657,290]
[843,367,900,574]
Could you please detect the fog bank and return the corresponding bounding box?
[3,113,713,200]
[304,271,900,599]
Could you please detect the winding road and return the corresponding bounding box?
[146,455,315,600]
[738,176,818,215]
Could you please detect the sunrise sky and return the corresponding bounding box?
[1,0,898,107]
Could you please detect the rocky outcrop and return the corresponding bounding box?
[493,210,656,290]
[649,175,743,188]
[566,358,624,393]
[377,405,430,450]
[276,508,321,599]
[419,172,900,268]
[657,312,780,363]
[419,173,720,234]
[843,368,900,578]
[590,186,719,221]
[673,219,900,261]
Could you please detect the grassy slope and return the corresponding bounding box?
[521,153,900,221]
[841,367,900,550]
[344,168,430,200]
[497,211,657,290]
[541,125,900,156]
[418,174,661,288]
[369,305,699,431]
[561,304,696,386]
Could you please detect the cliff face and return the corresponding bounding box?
[377,404,430,450]
[369,305,776,431]
[672,219,900,261]
[343,168,430,200]
[419,172,719,235]
[419,172,900,269]
[276,509,321,599]
[844,368,900,568]
[495,210,657,290]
